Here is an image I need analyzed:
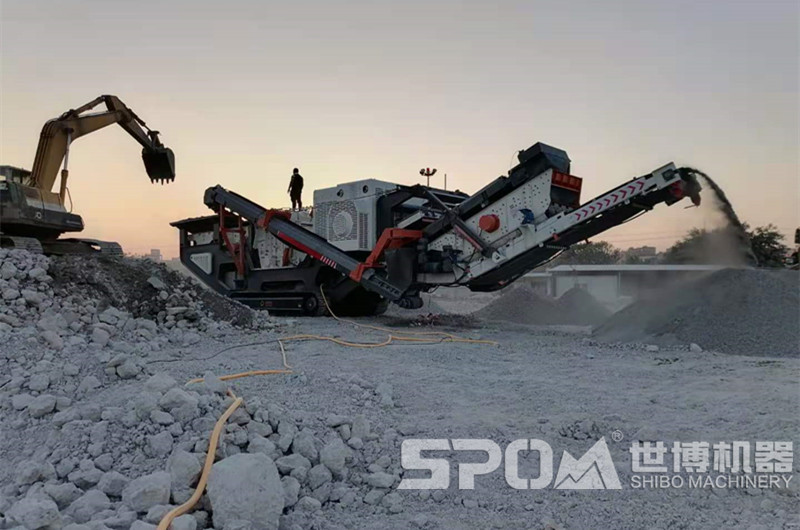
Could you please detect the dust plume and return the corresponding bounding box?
[678,167,758,266]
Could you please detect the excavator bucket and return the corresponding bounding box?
[142,147,175,183]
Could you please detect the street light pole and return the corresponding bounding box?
[419,167,437,188]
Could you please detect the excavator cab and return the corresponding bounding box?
[142,145,176,183]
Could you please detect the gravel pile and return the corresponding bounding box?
[555,287,611,325]
[0,249,412,528]
[474,285,561,325]
[593,268,800,357]
[474,284,610,326]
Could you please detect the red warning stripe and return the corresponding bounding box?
[277,232,322,260]
[278,232,340,269]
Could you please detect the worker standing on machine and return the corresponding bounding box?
[288,168,304,210]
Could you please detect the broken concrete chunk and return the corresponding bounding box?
[320,438,348,477]
[148,431,174,457]
[147,276,167,290]
[28,394,58,418]
[6,497,61,529]
[307,464,332,490]
[64,489,111,523]
[171,514,198,530]
[291,430,319,462]
[207,453,283,530]
[159,388,199,411]
[275,453,311,475]
[168,450,202,492]
[122,471,171,513]
[295,495,322,512]
[365,471,395,488]
[98,470,130,497]
[281,476,301,508]
[44,482,84,509]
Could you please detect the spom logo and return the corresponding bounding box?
[398,437,621,490]
[554,438,621,490]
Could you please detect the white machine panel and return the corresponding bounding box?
[189,253,213,275]
[313,179,398,252]
[428,169,554,253]
[254,211,311,270]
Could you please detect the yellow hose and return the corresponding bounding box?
[319,287,497,346]
[157,391,243,530]
[187,288,497,389]
[161,288,495,528]
[186,369,292,385]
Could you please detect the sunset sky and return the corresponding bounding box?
[2,0,797,259]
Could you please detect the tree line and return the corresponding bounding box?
[547,224,793,268]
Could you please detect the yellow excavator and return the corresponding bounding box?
[0,95,175,254]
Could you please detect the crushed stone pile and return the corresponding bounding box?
[555,287,612,325]
[474,285,561,325]
[0,249,413,528]
[474,284,610,326]
[593,268,800,357]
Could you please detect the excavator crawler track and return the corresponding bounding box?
[40,238,124,256]
[0,234,44,254]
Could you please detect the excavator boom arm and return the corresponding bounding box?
[28,95,175,198]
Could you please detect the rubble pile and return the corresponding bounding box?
[49,253,253,327]
[0,249,255,354]
[0,358,409,528]
[594,268,800,357]
[0,249,410,529]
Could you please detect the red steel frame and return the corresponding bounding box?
[350,228,423,282]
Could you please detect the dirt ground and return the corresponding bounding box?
[3,249,796,529]
[148,315,800,529]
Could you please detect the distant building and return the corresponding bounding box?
[524,264,724,311]
[524,272,552,296]
[623,246,658,263]
[149,249,163,262]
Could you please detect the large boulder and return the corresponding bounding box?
[122,471,171,513]
[6,497,61,528]
[64,489,111,523]
[168,450,202,503]
[207,453,283,530]
[320,438,348,477]
[98,470,130,497]
[28,394,58,418]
